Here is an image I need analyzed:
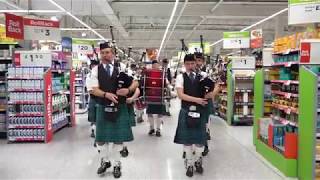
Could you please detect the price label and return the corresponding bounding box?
[223,31,250,49]
[284,80,291,86]
[23,18,61,40]
[17,51,52,67]
[231,56,255,69]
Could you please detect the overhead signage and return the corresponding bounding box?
[188,42,211,54]
[250,29,263,49]
[5,13,24,39]
[231,56,256,69]
[300,39,320,64]
[223,31,250,49]
[5,13,61,40]
[23,18,61,40]
[289,0,320,25]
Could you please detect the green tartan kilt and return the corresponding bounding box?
[127,104,136,127]
[146,104,165,115]
[204,99,214,123]
[174,108,207,145]
[88,98,97,123]
[95,103,134,143]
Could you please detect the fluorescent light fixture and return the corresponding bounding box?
[209,8,288,47]
[50,16,59,21]
[47,0,106,41]
[60,28,105,31]
[0,10,64,13]
[81,32,87,37]
[157,0,179,59]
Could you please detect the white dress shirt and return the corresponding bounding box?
[87,61,116,91]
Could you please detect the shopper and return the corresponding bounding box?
[87,42,138,178]
[195,52,211,156]
[146,60,166,137]
[86,60,100,147]
[174,54,208,177]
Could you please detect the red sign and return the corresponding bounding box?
[250,29,263,49]
[300,42,311,63]
[69,70,76,126]
[5,13,24,39]
[44,70,53,142]
[23,18,59,28]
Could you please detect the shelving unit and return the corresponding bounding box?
[74,69,88,114]
[0,44,14,138]
[217,82,227,120]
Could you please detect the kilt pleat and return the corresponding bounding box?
[127,104,136,127]
[88,98,97,123]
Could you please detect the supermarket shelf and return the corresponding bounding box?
[270,114,298,127]
[271,90,299,98]
[8,137,45,142]
[235,102,254,106]
[235,89,253,93]
[8,125,44,129]
[235,77,254,80]
[52,104,69,113]
[8,113,43,117]
[53,120,69,133]
[271,103,299,114]
[270,80,299,85]
[0,57,12,60]
[272,61,299,67]
[0,80,6,83]
[234,115,254,118]
[8,89,43,92]
[8,101,43,105]
[52,90,69,95]
[7,77,43,80]
[272,49,299,56]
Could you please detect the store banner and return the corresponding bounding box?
[72,39,94,60]
[188,42,211,54]
[0,26,17,44]
[230,56,256,69]
[5,13,24,39]
[300,39,320,64]
[223,31,250,49]
[250,29,263,49]
[23,18,61,40]
[289,0,320,25]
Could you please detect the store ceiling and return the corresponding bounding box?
[0,0,292,59]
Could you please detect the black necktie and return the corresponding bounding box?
[189,73,195,83]
[105,64,111,77]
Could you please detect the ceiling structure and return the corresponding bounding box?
[0,0,296,60]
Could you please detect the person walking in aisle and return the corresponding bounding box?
[146,60,167,137]
[87,42,138,178]
[86,60,100,148]
[174,54,208,177]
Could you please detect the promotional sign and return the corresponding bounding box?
[223,31,250,49]
[23,18,61,40]
[289,0,320,25]
[0,27,17,44]
[250,29,263,49]
[61,37,72,53]
[300,39,320,64]
[72,39,94,62]
[188,42,211,54]
[44,70,53,142]
[231,56,256,69]
[15,51,52,67]
[146,48,158,62]
[5,13,24,39]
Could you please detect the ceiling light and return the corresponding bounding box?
[50,16,59,21]
[81,32,87,37]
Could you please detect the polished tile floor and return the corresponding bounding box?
[0,99,284,180]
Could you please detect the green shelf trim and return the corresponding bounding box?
[256,140,297,177]
[298,66,317,180]
[227,64,233,125]
[254,69,264,145]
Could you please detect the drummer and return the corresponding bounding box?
[146,60,167,137]
[195,52,211,156]
[87,42,138,178]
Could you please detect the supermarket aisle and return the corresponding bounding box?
[0,99,283,180]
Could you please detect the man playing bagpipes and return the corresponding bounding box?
[87,42,138,178]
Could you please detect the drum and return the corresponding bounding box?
[141,69,165,105]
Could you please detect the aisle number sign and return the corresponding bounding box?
[289,0,320,25]
[231,56,256,69]
[188,42,211,54]
[223,31,250,49]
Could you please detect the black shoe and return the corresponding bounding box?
[195,158,204,174]
[202,145,209,156]
[113,165,122,178]
[206,130,211,140]
[90,130,95,138]
[186,166,194,177]
[93,141,97,148]
[182,151,186,159]
[120,147,129,158]
[148,129,155,136]
[156,129,161,137]
[97,159,111,175]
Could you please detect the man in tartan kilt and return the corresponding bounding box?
[87,42,138,178]
[174,54,209,177]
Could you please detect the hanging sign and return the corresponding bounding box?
[223,31,250,49]
[288,0,320,25]
[188,42,211,54]
[300,39,320,64]
[230,56,256,69]
[62,37,72,53]
[5,13,24,39]
[250,29,263,49]
[23,18,61,40]
[72,39,94,62]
